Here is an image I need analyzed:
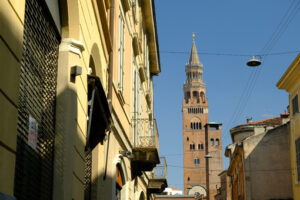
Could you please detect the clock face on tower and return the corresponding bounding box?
[188,185,207,197]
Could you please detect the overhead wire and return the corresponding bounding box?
[224,0,300,132]
[156,50,300,57]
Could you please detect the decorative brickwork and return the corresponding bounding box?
[182,39,223,199]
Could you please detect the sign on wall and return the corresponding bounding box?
[28,115,38,150]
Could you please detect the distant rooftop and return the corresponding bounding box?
[234,116,283,128]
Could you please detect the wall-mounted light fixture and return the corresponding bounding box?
[119,150,134,159]
[70,65,82,83]
[71,65,82,77]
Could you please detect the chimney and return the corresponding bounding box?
[246,117,252,123]
[280,113,289,124]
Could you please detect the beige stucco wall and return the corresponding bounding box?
[288,79,300,200]
[243,123,293,200]
[0,0,25,195]
[0,0,159,199]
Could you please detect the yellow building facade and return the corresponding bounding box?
[277,54,300,200]
[0,0,166,199]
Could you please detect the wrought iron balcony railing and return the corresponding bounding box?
[133,119,159,150]
[150,157,167,180]
[136,135,156,148]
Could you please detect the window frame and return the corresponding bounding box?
[118,10,125,93]
[292,94,299,115]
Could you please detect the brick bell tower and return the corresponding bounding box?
[182,35,223,199]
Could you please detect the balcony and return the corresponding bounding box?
[131,120,160,178]
[147,157,168,195]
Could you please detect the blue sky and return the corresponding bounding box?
[153,0,300,191]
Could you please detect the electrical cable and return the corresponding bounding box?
[155,50,300,57]
[224,0,300,132]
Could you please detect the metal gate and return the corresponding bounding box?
[14,0,60,199]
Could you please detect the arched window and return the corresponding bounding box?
[188,177,190,181]
[186,92,191,99]
[196,123,198,129]
[190,144,195,150]
[116,164,125,200]
[187,137,189,141]
[211,139,214,146]
[201,144,204,149]
[216,138,220,146]
[193,123,196,130]
[193,91,198,98]
[194,159,200,165]
[190,123,193,130]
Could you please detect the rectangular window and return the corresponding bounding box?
[118,11,125,93]
[292,94,299,115]
[296,137,300,181]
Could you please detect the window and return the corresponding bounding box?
[187,177,190,181]
[190,144,195,150]
[194,159,200,165]
[193,91,198,98]
[211,139,214,146]
[190,123,193,130]
[296,137,300,181]
[293,94,299,115]
[118,11,125,93]
[198,144,203,150]
[187,137,189,141]
[216,139,220,146]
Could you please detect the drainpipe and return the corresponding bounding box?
[104,0,115,180]
[205,124,210,200]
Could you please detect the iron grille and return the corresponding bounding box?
[84,152,92,200]
[14,0,60,199]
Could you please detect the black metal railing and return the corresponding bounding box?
[151,157,167,179]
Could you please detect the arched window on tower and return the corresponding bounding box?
[190,144,195,150]
[196,123,198,129]
[211,139,214,146]
[193,91,198,98]
[190,123,193,130]
[186,92,191,99]
[216,138,220,146]
[200,92,205,103]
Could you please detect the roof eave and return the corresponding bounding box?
[277,53,300,91]
[142,0,161,76]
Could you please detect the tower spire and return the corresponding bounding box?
[189,35,201,66]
